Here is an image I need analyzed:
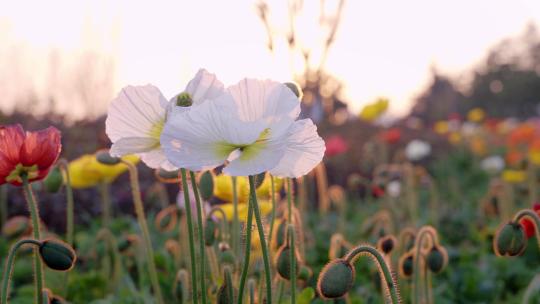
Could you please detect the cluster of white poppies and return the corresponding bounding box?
[105,69,326,178]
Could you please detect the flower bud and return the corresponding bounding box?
[284,82,303,99]
[275,244,299,280]
[155,206,178,233]
[272,219,287,249]
[218,242,236,265]
[96,150,121,165]
[377,235,396,255]
[204,218,218,246]
[199,171,214,201]
[2,216,31,239]
[316,259,355,299]
[426,246,448,273]
[399,253,414,278]
[39,239,77,271]
[177,92,193,107]
[298,265,312,281]
[494,222,527,256]
[43,166,63,193]
[217,267,235,304]
[173,269,189,304]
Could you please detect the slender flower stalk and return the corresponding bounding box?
[121,160,164,304]
[189,171,208,304]
[232,176,240,259]
[288,225,296,304]
[412,227,438,304]
[99,182,112,228]
[248,175,272,304]
[180,168,199,304]
[57,160,75,245]
[344,245,401,304]
[1,238,42,304]
[237,193,254,304]
[268,176,277,249]
[22,176,44,304]
[0,185,6,228]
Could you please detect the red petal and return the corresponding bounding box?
[20,127,62,170]
[0,124,25,164]
[520,218,535,239]
[533,203,540,212]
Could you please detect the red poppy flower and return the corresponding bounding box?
[325,135,348,157]
[520,218,535,239]
[0,124,62,186]
[379,128,401,144]
[371,185,385,198]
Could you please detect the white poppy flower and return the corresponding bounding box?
[405,139,431,161]
[161,78,325,177]
[386,181,401,198]
[105,69,224,169]
[480,155,505,173]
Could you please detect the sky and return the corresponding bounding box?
[1,0,540,119]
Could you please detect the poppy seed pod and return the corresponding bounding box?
[426,246,448,273]
[275,244,300,280]
[43,166,63,193]
[377,235,397,255]
[316,259,355,299]
[284,82,303,99]
[204,218,218,246]
[198,171,214,201]
[176,92,193,107]
[399,253,414,278]
[95,150,121,165]
[39,239,77,271]
[494,222,527,256]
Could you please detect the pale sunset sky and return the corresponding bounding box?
[1,0,539,119]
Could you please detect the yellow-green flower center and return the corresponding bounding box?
[148,119,165,143]
[6,164,39,183]
[216,128,271,161]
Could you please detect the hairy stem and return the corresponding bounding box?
[237,190,254,304]
[1,239,42,304]
[189,171,208,304]
[180,168,199,304]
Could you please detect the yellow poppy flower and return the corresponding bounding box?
[217,200,273,222]
[448,132,462,145]
[467,108,485,123]
[68,154,139,189]
[434,121,449,134]
[213,174,283,203]
[501,169,526,184]
[359,98,389,122]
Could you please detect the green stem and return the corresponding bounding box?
[412,227,438,304]
[99,182,111,228]
[248,176,272,304]
[58,160,75,246]
[237,193,254,304]
[268,176,277,248]
[22,176,44,304]
[189,171,208,304]
[345,245,401,304]
[0,185,7,228]
[122,161,164,304]
[288,225,296,304]
[225,267,234,304]
[277,280,284,304]
[208,207,229,242]
[287,179,293,224]
[1,239,42,304]
[180,168,199,304]
[232,176,240,258]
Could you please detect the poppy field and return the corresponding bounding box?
[1,70,540,304]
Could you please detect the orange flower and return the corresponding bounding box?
[505,150,524,167]
[507,123,536,147]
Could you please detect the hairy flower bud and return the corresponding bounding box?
[426,246,448,273]
[204,218,218,246]
[43,166,63,193]
[317,259,355,299]
[494,222,527,256]
[284,82,303,99]
[95,149,121,165]
[39,239,77,271]
[198,171,214,201]
[399,253,414,278]
[275,244,299,280]
[377,235,396,255]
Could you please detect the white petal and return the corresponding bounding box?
[140,149,177,170]
[110,137,158,156]
[224,78,300,122]
[161,99,266,172]
[223,139,286,176]
[106,85,168,142]
[270,119,325,178]
[185,69,225,104]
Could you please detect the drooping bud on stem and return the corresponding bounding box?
[378,235,397,255]
[494,222,527,256]
[399,253,414,278]
[426,245,448,273]
[317,259,355,299]
[39,239,77,271]
[43,166,63,193]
